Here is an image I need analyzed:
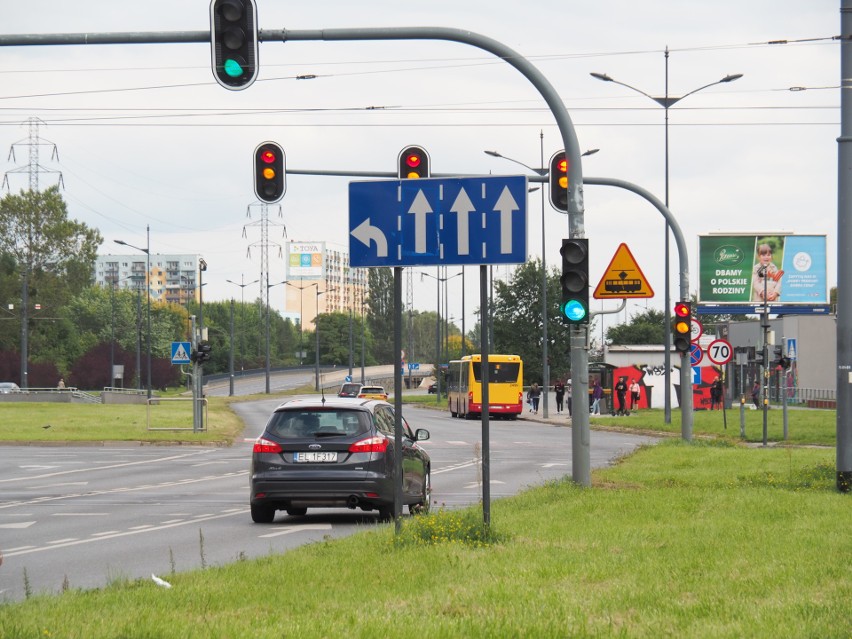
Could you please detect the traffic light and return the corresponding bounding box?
[549,151,568,212]
[672,301,692,353]
[398,146,430,179]
[559,238,589,324]
[254,142,286,203]
[196,341,213,363]
[210,0,259,91]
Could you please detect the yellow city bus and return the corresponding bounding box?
[447,354,524,420]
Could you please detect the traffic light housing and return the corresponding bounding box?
[210,0,259,91]
[549,151,568,212]
[193,340,213,364]
[559,238,589,324]
[398,146,430,179]
[672,301,692,353]
[254,142,286,203]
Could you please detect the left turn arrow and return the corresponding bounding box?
[351,218,388,257]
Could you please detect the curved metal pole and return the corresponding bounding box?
[583,176,694,438]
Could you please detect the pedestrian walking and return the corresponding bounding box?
[529,382,541,414]
[614,377,628,416]
[565,379,573,417]
[591,379,603,415]
[629,379,641,410]
[554,379,565,414]
[751,380,760,409]
[710,378,723,410]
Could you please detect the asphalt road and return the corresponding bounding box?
[0,400,657,603]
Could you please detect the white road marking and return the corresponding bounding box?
[257,524,332,539]
[0,521,36,529]
[2,509,251,558]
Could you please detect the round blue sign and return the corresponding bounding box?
[689,344,703,367]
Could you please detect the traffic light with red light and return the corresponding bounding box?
[210,0,259,91]
[398,146,430,179]
[549,150,568,212]
[672,301,692,353]
[559,238,589,324]
[254,142,286,203]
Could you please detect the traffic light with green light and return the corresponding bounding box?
[549,151,568,212]
[559,238,589,324]
[210,0,259,90]
[398,146,430,179]
[672,301,692,353]
[254,142,286,203]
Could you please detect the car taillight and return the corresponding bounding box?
[253,437,282,454]
[349,435,389,453]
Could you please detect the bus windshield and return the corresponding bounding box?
[471,362,521,384]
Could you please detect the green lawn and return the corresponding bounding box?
[0,440,848,638]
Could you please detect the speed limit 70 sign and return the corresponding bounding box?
[706,339,733,366]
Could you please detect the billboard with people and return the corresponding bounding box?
[697,234,827,305]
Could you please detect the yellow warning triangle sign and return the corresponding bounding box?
[593,243,655,299]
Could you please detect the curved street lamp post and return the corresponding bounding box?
[114,225,152,399]
[591,58,742,421]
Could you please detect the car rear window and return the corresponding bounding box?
[266,410,370,439]
[339,383,360,395]
[360,387,384,394]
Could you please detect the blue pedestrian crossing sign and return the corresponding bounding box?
[171,341,192,365]
[349,176,528,267]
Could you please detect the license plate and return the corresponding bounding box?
[294,452,338,463]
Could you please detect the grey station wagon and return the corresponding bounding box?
[249,397,431,523]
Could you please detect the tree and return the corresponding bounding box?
[0,187,102,382]
[366,267,394,364]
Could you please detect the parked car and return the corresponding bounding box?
[337,382,362,398]
[357,385,388,400]
[427,383,437,394]
[0,382,20,394]
[249,397,431,522]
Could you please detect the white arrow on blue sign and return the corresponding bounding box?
[349,176,528,267]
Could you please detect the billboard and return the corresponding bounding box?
[698,234,827,305]
[286,241,325,280]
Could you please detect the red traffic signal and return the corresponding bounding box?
[672,301,692,353]
[398,145,430,179]
[254,142,286,203]
[549,151,569,212]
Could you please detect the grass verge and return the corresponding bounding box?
[1,440,848,638]
[0,397,245,444]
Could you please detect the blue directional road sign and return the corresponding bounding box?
[349,176,528,267]
[171,341,192,365]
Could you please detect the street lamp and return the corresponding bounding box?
[420,269,462,401]
[285,281,319,368]
[265,279,287,394]
[114,224,152,399]
[226,275,260,375]
[484,142,599,418]
[591,56,742,422]
[315,286,337,392]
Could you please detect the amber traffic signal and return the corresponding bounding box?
[672,301,692,353]
[398,146,430,179]
[549,150,568,212]
[254,142,285,203]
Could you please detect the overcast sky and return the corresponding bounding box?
[0,1,840,340]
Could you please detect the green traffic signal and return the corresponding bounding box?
[223,58,245,78]
[561,299,587,322]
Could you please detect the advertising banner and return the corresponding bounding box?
[286,241,325,280]
[698,234,827,305]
